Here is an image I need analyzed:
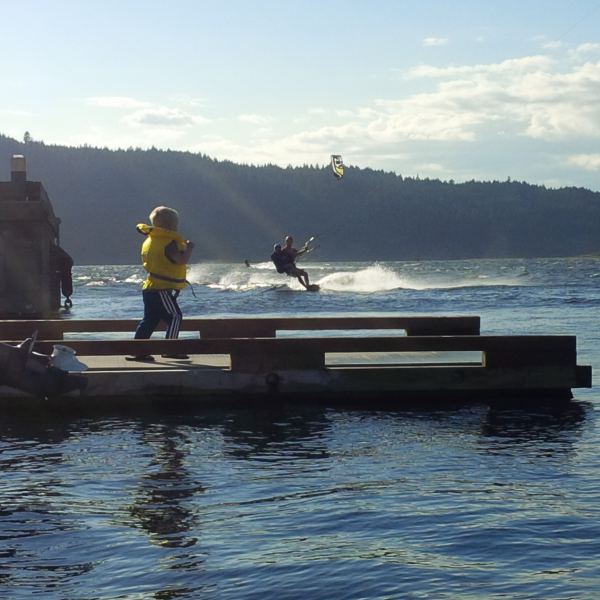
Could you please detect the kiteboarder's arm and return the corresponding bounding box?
[296,237,316,258]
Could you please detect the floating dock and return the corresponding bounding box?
[0,315,592,408]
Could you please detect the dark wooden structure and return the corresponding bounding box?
[0,155,65,316]
[0,315,481,339]
[0,315,591,405]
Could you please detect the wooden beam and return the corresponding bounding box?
[576,365,592,387]
[199,321,276,339]
[0,315,481,339]
[15,335,577,373]
[1,364,583,405]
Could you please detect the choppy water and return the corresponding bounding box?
[1,257,599,599]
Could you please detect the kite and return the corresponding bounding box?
[330,155,344,179]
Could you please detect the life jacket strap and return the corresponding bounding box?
[149,272,187,284]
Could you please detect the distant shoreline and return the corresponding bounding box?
[73,254,600,267]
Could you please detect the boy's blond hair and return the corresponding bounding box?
[149,206,179,231]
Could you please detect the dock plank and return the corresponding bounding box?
[0,315,590,404]
[16,335,576,369]
[0,315,481,339]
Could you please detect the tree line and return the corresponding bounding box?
[1,134,599,264]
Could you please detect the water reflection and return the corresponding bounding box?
[0,413,75,446]
[128,423,204,550]
[0,416,95,594]
[220,406,331,460]
[154,588,197,600]
[0,400,596,600]
[480,400,590,452]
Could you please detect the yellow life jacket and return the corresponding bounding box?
[137,224,188,290]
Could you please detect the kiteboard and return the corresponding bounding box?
[307,284,320,292]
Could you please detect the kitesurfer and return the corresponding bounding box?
[127,206,194,362]
[271,236,311,290]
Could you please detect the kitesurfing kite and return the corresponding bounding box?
[330,154,344,179]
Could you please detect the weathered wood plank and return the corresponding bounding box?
[18,334,572,354]
[199,321,276,339]
[230,348,325,372]
[0,365,581,405]
[0,315,481,339]
[13,335,577,372]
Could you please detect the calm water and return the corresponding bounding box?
[1,258,599,599]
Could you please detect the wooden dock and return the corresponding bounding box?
[0,315,592,407]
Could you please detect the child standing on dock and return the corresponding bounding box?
[126,206,194,362]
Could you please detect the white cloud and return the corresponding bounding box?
[237,113,272,125]
[542,40,563,50]
[406,55,554,79]
[568,153,600,171]
[222,49,600,174]
[366,95,482,142]
[63,121,204,150]
[190,123,365,168]
[422,37,448,47]
[531,35,563,50]
[122,107,205,129]
[168,95,207,108]
[190,48,600,176]
[0,108,33,117]
[87,97,208,131]
[414,162,448,174]
[86,96,150,109]
[569,43,600,58]
[399,55,600,141]
[191,135,273,165]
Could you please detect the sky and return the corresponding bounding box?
[1,0,600,191]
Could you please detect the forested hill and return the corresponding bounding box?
[1,134,599,264]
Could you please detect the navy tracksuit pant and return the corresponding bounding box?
[134,289,182,339]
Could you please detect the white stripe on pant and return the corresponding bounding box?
[159,289,182,338]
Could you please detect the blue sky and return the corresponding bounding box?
[2,0,600,190]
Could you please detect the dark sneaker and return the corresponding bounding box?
[125,355,155,362]
[161,354,190,360]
